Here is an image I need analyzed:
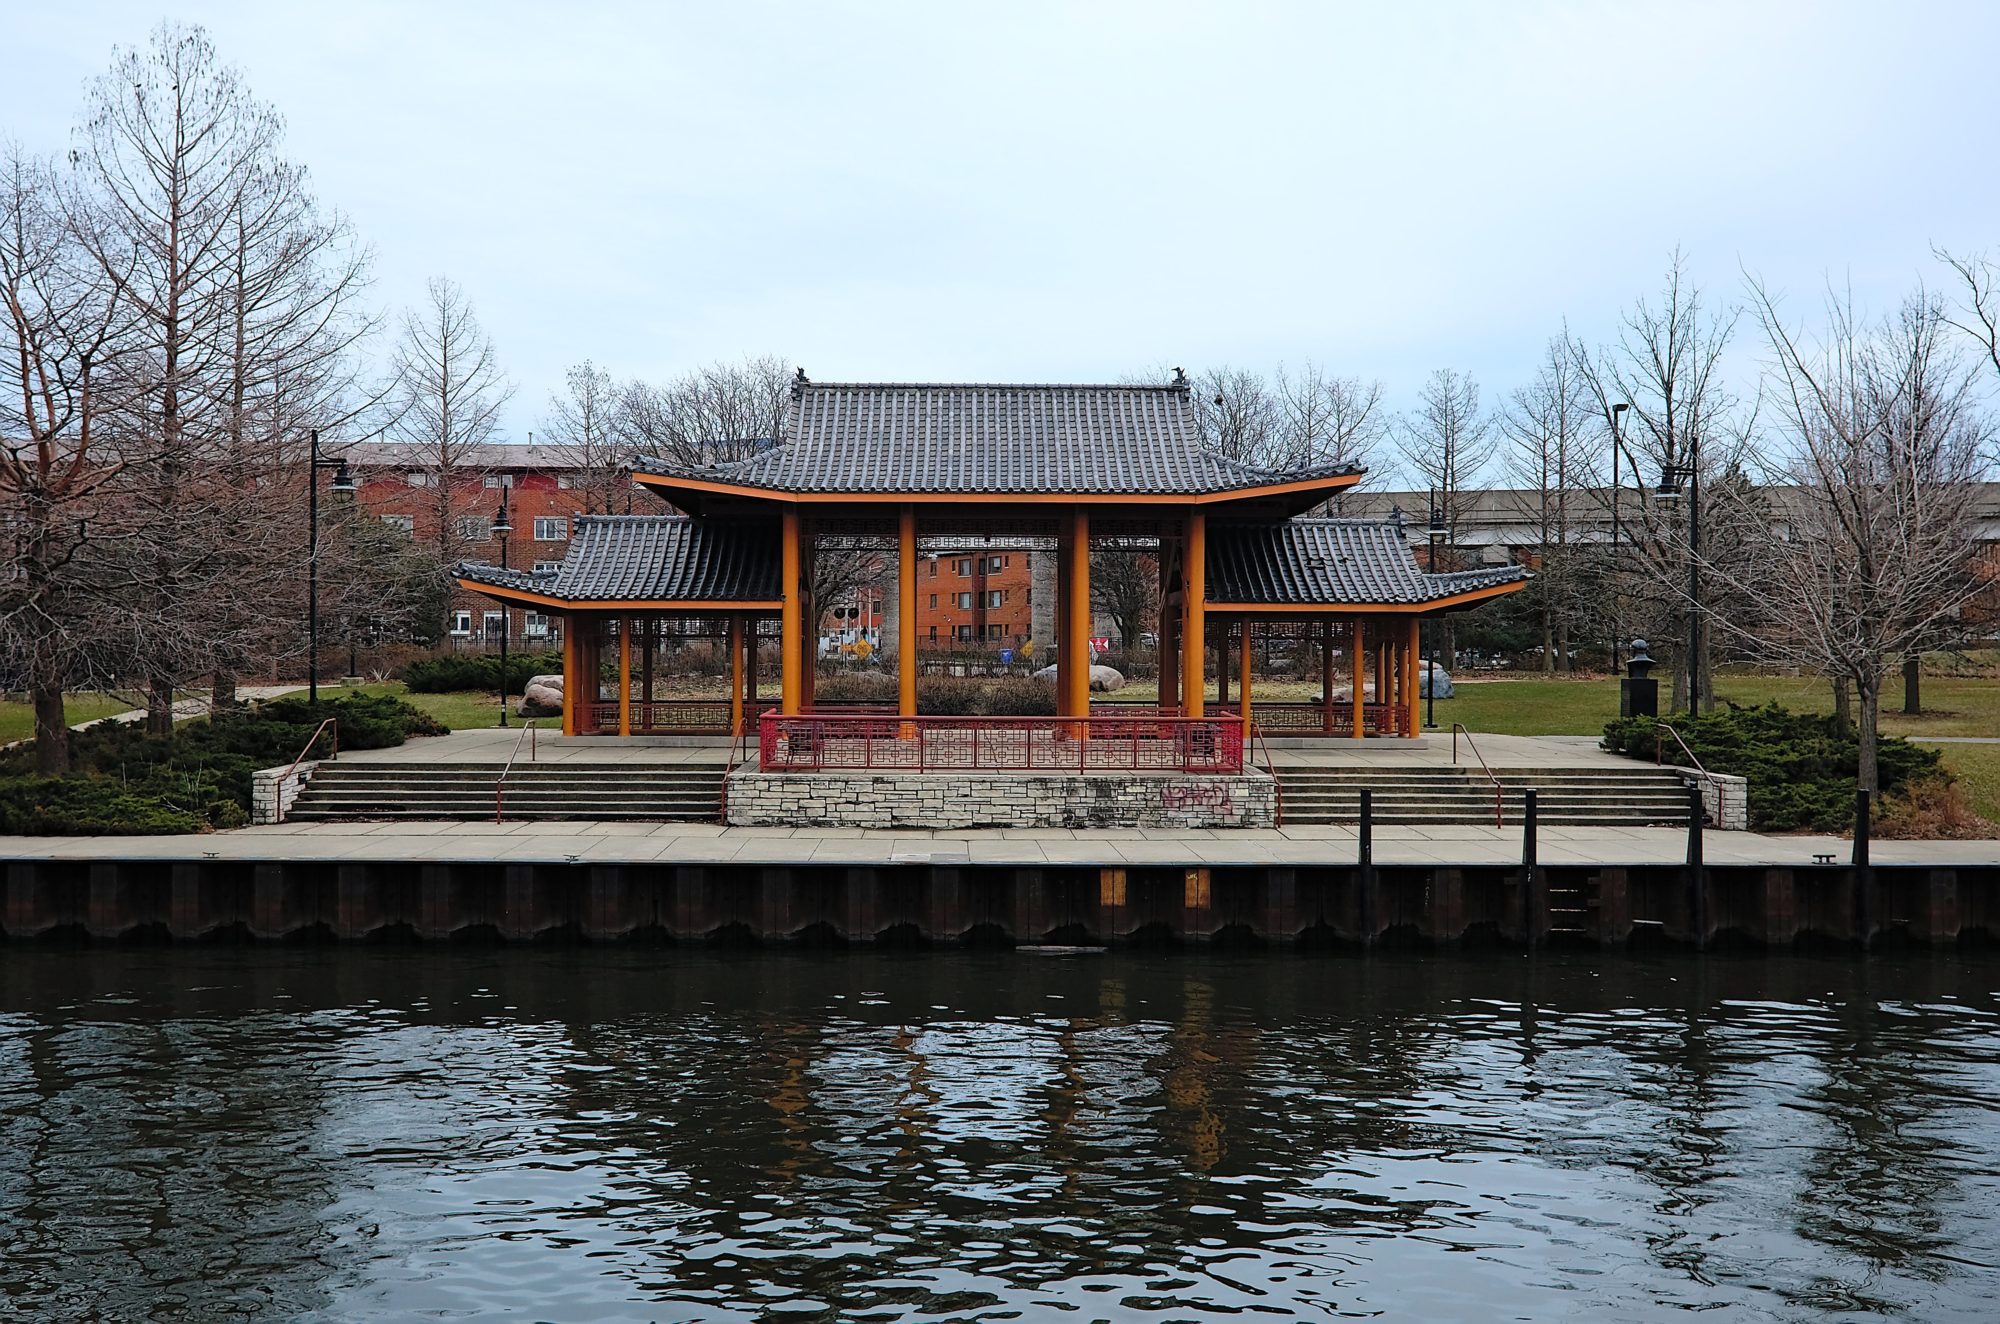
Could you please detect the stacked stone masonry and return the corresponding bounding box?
[726,770,1278,829]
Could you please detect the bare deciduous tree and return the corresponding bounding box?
[540,359,626,515]
[616,354,790,472]
[1573,252,1747,710]
[1500,335,1601,671]
[1397,368,1492,667]
[388,276,512,580]
[0,144,143,773]
[1718,283,1992,795]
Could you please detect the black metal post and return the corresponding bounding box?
[1852,788,1870,869]
[308,429,320,706]
[1358,788,1372,867]
[1687,783,1706,949]
[497,489,511,727]
[1425,488,1442,729]
[1522,788,1537,867]
[1608,402,1628,674]
[1686,447,1701,714]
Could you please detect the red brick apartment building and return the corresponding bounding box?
[341,442,1050,651]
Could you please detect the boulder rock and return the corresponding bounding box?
[1030,664,1127,692]
[519,673,564,717]
[1420,661,1453,699]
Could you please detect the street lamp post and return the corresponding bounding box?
[1606,401,1630,673]
[494,490,513,727]
[1655,439,1701,714]
[307,429,356,707]
[1425,488,1447,729]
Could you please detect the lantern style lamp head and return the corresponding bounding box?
[329,461,357,494]
[492,500,512,536]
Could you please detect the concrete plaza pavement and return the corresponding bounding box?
[5,818,1996,869]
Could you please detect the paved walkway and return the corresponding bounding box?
[79,683,306,730]
[5,821,1994,869]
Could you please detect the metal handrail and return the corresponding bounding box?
[493,718,538,824]
[1248,720,1284,826]
[1654,722,1726,826]
[274,718,338,824]
[1451,723,1504,828]
[717,716,755,824]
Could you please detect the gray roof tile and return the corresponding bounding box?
[1207,519,1529,606]
[458,515,779,603]
[636,382,1362,495]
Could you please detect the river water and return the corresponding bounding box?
[1,950,1996,1321]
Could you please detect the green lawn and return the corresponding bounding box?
[319,681,514,730]
[0,694,150,745]
[1938,745,2000,823]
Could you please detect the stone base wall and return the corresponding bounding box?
[1669,769,1750,830]
[727,769,1278,829]
[251,761,319,825]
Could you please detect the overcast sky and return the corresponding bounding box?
[10,2,2000,470]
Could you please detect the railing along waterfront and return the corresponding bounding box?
[757,712,1245,774]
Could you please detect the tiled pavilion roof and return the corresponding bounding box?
[1205,519,1529,606]
[457,515,779,603]
[634,381,1364,497]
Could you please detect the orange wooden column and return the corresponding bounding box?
[561,613,580,736]
[898,504,918,719]
[1065,505,1092,724]
[1406,618,1422,737]
[617,617,633,737]
[1320,619,1336,735]
[1182,511,1206,719]
[780,506,802,714]
[728,613,744,737]
[1350,617,1366,739]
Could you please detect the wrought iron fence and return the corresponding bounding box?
[757,713,1245,774]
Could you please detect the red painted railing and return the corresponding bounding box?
[586,699,777,734]
[757,712,1245,774]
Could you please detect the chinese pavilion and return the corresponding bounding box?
[457,375,1527,753]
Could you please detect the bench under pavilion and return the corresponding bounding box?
[456,376,1527,765]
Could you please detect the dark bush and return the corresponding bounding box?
[915,676,985,715]
[0,778,206,835]
[814,670,897,704]
[980,676,1057,716]
[0,691,446,835]
[401,651,562,693]
[1602,702,1942,832]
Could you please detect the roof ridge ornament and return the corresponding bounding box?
[792,366,809,398]
[1172,366,1188,390]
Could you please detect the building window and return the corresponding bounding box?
[987,624,1005,639]
[455,516,489,541]
[380,514,414,535]
[525,612,549,637]
[927,625,937,641]
[533,516,568,541]
[408,471,432,488]
[954,557,972,575]
[534,560,562,573]
[986,555,1005,572]
[449,610,473,636]
[955,624,974,640]
[986,590,1003,608]
[928,559,937,578]
[482,610,504,638]
[483,473,513,488]
[556,474,574,489]
[928,593,937,608]
[956,592,974,609]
